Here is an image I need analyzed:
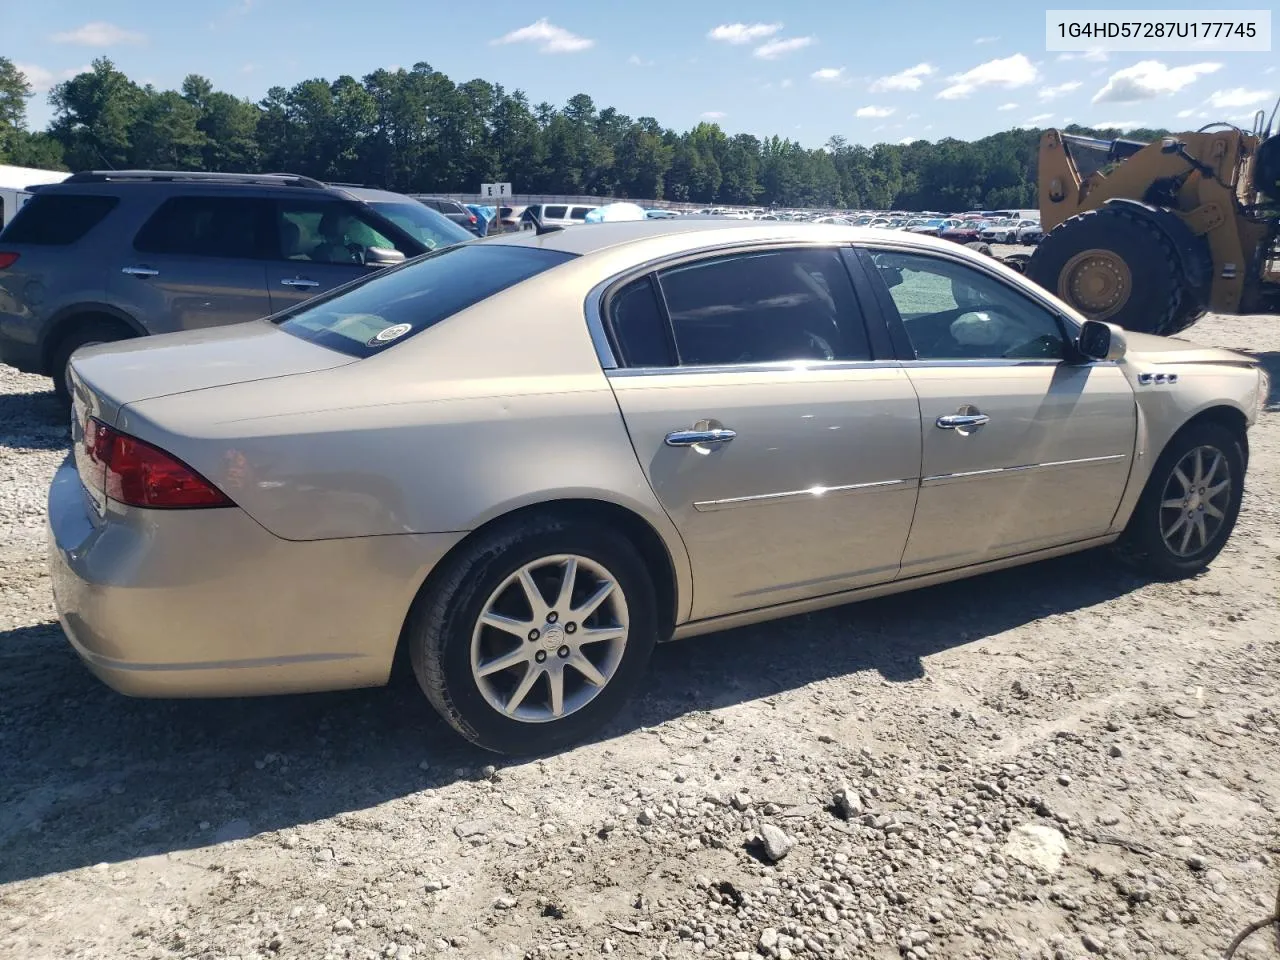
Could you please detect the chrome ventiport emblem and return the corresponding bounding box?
[1138,372,1179,385]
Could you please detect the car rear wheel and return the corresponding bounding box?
[1115,422,1245,579]
[50,317,135,403]
[407,515,658,754]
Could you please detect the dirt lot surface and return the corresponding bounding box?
[1,312,1278,960]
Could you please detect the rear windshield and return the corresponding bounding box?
[366,200,472,250]
[0,193,119,245]
[275,243,575,358]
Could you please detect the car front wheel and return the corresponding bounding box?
[1116,422,1245,579]
[407,515,658,754]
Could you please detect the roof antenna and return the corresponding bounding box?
[525,206,563,236]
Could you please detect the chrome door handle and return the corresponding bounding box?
[936,414,991,430]
[665,428,736,447]
[280,277,320,288]
[121,266,159,278]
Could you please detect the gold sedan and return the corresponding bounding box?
[49,221,1268,754]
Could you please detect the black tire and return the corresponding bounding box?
[1027,207,1204,335]
[50,317,136,403]
[406,514,658,755]
[1005,232,1016,244]
[965,241,993,256]
[1114,421,1245,580]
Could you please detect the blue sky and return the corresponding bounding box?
[7,0,1278,147]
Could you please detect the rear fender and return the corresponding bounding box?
[39,303,145,372]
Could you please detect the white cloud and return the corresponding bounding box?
[708,22,782,45]
[811,67,846,82]
[1038,81,1082,100]
[1206,88,1274,109]
[900,136,920,144]
[1176,108,1196,118]
[974,36,1000,45]
[1026,112,1053,124]
[15,62,87,92]
[1093,120,1146,129]
[997,102,1019,111]
[627,54,654,67]
[780,78,793,89]
[1092,60,1221,103]
[1265,66,1276,75]
[938,53,1038,100]
[870,62,935,93]
[490,19,593,53]
[856,105,895,118]
[1058,48,1108,63]
[240,62,256,74]
[50,21,145,46]
[753,36,814,60]
[700,111,727,120]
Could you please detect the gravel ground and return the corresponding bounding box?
[1,312,1278,960]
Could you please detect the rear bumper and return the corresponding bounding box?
[47,458,464,698]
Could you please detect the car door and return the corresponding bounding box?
[601,245,923,622]
[855,245,1137,575]
[108,194,274,334]
[265,198,415,313]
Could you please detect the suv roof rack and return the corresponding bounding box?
[62,170,327,189]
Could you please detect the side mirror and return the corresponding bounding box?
[1077,319,1127,362]
[365,247,406,267]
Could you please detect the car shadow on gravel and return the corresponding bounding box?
[0,386,67,444]
[0,549,1152,884]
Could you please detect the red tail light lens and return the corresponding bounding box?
[468,214,478,224]
[82,417,233,509]
[0,252,19,269]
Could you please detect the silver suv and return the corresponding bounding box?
[0,170,472,399]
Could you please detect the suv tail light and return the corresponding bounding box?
[467,213,478,224]
[82,418,233,509]
[0,252,19,269]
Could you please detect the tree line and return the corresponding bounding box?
[1,56,1170,211]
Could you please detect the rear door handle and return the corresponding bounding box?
[665,428,736,447]
[936,414,991,430]
[121,266,159,278]
[280,278,320,288]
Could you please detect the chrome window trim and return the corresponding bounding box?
[694,478,912,513]
[606,359,903,378]
[583,239,864,373]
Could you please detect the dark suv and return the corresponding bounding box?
[411,196,482,235]
[0,170,472,399]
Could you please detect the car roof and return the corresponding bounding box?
[337,186,416,203]
[481,218,964,258]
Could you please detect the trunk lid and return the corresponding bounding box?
[69,320,356,423]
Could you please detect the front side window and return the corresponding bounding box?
[275,199,420,265]
[367,200,470,250]
[133,196,271,258]
[868,250,1067,360]
[655,247,872,366]
[276,243,575,358]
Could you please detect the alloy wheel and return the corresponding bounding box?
[470,554,629,723]
[1159,445,1232,557]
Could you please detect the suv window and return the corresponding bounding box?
[133,196,271,258]
[276,244,575,358]
[569,207,592,221]
[868,250,1067,360]
[606,277,676,367]
[276,199,415,265]
[655,247,872,366]
[1,194,119,245]
[543,205,568,220]
[366,200,469,250]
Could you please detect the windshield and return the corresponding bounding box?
[368,200,471,250]
[276,243,576,358]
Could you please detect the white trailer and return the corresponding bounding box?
[0,164,71,229]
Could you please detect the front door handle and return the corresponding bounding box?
[121,266,159,278]
[665,428,736,447]
[280,277,320,289]
[936,414,991,430]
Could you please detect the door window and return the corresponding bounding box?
[275,200,411,265]
[655,247,872,366]
[868,250,1067,360]
[543,205,568,220]
[569,207,592,221]
[132,196,271,258]
[606,277,676,367]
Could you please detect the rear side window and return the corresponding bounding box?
[543,205,568,219]
[134,196,272,258]
[0,194,119,245]
[569,207,592,221]
[276,244,576,358]
[606,277,676,367]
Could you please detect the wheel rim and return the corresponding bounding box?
[1159,445,1232,558]
[470,554,629,723]
[1058,249,1132,320]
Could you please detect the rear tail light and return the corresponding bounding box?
[82,417,233,509]
[468,213,478,224]
[0,252,19,269]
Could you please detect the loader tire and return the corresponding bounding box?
[1027,206,1204,335]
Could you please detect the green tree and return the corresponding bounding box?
[49,58,145,170]
[0,56,32,160]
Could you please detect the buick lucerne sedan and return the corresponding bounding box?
[50,221,1268,754]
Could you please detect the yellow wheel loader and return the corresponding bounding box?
[1021,104,1280,334]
